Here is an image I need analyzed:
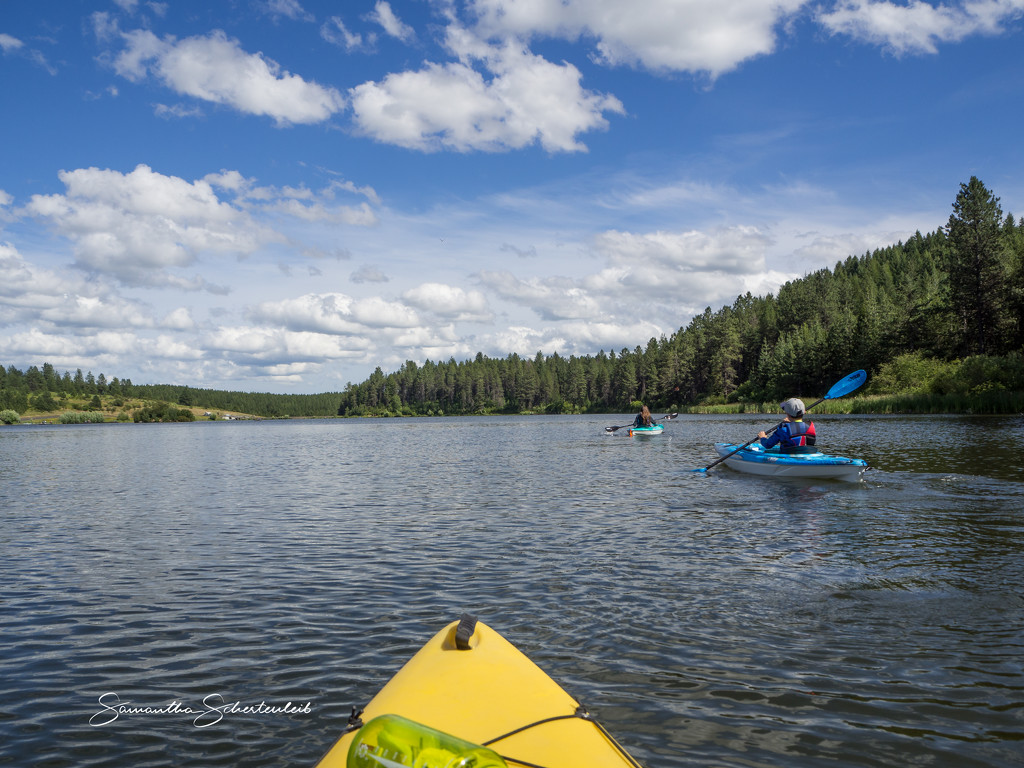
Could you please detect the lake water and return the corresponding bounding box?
[2,414,1023,767]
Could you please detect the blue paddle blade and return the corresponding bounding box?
[825,369,867,400]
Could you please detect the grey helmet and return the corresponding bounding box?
[780,398,805,418]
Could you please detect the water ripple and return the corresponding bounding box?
[2,416,1023,767]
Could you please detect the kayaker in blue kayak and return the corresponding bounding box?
[758,398,816,453]
[632,405,654,428]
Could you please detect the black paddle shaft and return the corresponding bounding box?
[606,413,677,432]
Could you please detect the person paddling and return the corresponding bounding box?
[632,405,654,428]
[758,398,816,453]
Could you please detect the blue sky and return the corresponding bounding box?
[2,0,1023,393]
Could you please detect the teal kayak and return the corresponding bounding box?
[714,442,868,480]
[628,424,665,437]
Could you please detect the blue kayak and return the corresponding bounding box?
[714,442,868,480]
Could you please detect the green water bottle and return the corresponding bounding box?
[347,714,508,768]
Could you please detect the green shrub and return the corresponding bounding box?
[0,409,21,424]
[867,352,956,395]
[59,411,107,423]
[32,391,60,411]
[133,402,196,422]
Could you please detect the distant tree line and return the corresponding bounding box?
[131,385,343,418]
[337,177,1024,416]
[0,363,137,415]
[3,178,1022,420]
[0,368,343,419]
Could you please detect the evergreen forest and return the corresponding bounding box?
[3,178,1023,422]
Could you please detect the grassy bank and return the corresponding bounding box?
[8,395,258,424]
[679,390,1024,416]
[5,388,1022,425]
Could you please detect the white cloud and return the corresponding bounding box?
[554,319,666,350]
[0,242,158,332]
[402,282,493,321]
[0,33,24,52]
[20,165,379,291]
[263,0,314,22]
[478,271,604,320]
[0,30,56,74]
[162,307,196,330]
[369,1,415,42]
[0,243,73,318]
[40,295,154,329]
[249,293,368,335]
[818,0,1024,54]
[476,318,663,358]
[154,102,204,119]
[24,164,278,289]
[113,29,345,124]
[349,30,623,152]
[467,0,810,77]
[273,197,378,225]
[472,222,798,335]
[350,296,422,328]
[3,329,75,360]
[593,227,770,275]
[351,265,389,283]
[209,326,371,362]
[321,16,375,50]
[248,292,422,336]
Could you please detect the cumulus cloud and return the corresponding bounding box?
[587,225,797,309]
[349,28,623,152]
[21,165,379,290]
[41,294,154,329]
[209,326,370,363]
[478,271,604,321]
[162,307,196,330]
[113,29,345,124]
[249,292,422,336]
[239,290,497,374]
[204,170,381,224]
[472,222,800,339]
[477,318,662,358]
[0,242,156,331]
[467,0,809,77]
[402,282,493,321]
[23,164,278,289]
[0,243,75,319]
[818,0,1024,54]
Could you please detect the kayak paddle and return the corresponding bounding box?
[694,369,867,472]
[605,412,678,433]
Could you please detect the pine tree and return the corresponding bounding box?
[944,177,1007,355]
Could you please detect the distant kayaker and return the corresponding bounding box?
[632,405,654,428]
[758,398,816,452]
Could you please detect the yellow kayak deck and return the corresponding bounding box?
[316,616,643,768]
